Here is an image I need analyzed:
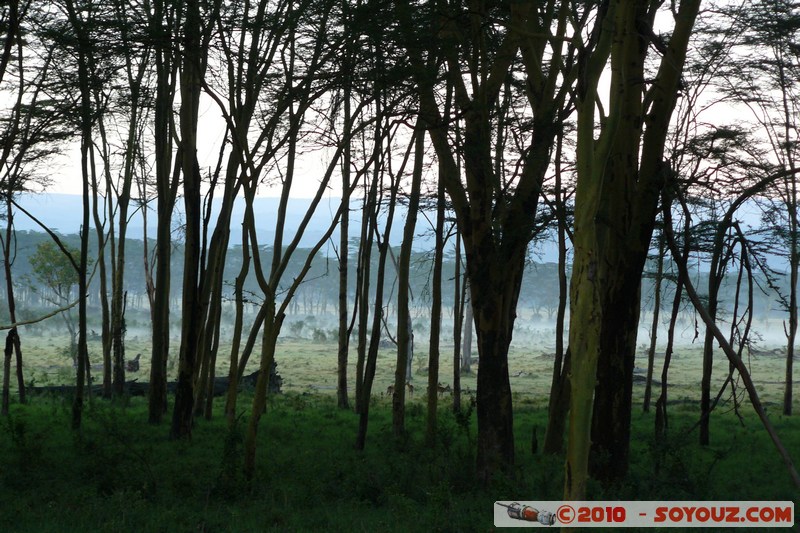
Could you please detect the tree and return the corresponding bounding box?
[29,241,80,364]
[0,5,67,406]
[565,0,701,498]
[396,0,574,483]
[426,170,446,444]
[543,130,573,454]
[60,0,99,429]
[147,0,180,425]
[715,0,800,416]
[392,123,424,438]
[170,0,214,439]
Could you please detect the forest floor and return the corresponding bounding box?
[0,391,798,532]
[1,329,798,531]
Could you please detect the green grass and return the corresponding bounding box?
[0,392,797,532]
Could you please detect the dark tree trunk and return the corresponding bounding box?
[426,178,445,444]
[1,329,15,415]
[544,134,569,454]
[63,0,94,431]
[356,145,396,450]
[336,129,351,410]
[3,201,24,405]
[392,125,423,438]
[452,232,464,412]
[590,278,642,482]
[148,0,177,424]
[170,0,203,439]
[355,210,394,450]
[224,224,250,425]
[467,240,527,484]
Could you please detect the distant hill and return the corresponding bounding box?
[12,193,563,262]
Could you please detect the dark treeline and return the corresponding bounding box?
[0,229,792,335]
[0,0,799,498]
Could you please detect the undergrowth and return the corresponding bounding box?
[0,393,797,532]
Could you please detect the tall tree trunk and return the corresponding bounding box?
[148,0,178,424]
[565,0,699,498]
[224,225,250,425]
[243,299,281,481]
[63,0,94,431]
[2,200,24,405]
[655,271,686,440]
[392,125,423,438]
[643,234,665,412]
[337,47,353,410]
[426,178,445,444]
[784,167,798,415]
[355,198,395,451]
[353,114,381,415]
[85,115,113,396]
[452,232,464,398]
[544,131,570,454]
[356,136,397,449]
[109,87,142,397]
[170,0,203,439]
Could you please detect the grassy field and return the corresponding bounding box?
[13,323,797,409]
[1,325,798,531]
[0,392,798,532]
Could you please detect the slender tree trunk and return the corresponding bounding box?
[426,178,445,444]
[356,148,397,450]
[225,226,250,425]
[353,116,381,415]
[63,0,94,430]
[654,274,685,440]
[2,329,14,415]
[148,0,177,424]
[337,59,352,410]
[392,125,423,438]
[109,88,143,397]
[243,299,281,481]
[454,230,470,390]
[452,232,463,411]
[87,138,112,397]
[2,200,24,404]
[461,289,473,373]
[544,133,570,454]
[355,219,393,451]
[785,181,798,415]
[643,235,665,412]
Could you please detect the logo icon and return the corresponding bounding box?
[496,502,556,525]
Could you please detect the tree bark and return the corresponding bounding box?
[544,132,570,454]
[63,0,95,431]
[392,125,423,438]
[426,178,445,444]
[2,199,24,405]
[337,35,353,410]
[643,235,665,412]
[170,0,203,439]
[565,0,700,498]
[148,0,178,424]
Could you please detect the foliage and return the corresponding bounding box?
[0,394,797,532]
[28,241,80,301]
